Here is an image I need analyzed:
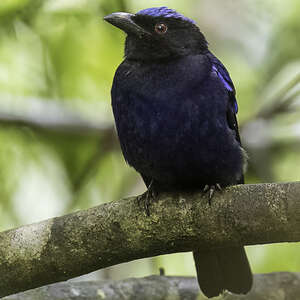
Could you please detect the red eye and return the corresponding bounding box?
[155,23,168,34]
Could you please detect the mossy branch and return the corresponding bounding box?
[0,182,300,297]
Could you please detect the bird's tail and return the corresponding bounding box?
[193,246,253,298]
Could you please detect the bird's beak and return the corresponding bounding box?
[104,12,149,37]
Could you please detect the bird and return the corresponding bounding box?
[104,6,253,298]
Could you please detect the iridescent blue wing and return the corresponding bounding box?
[208,53,238,113]
[207,52,244,183]
[208,52,240,137]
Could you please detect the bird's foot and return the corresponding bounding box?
[137,181,157,216]
[203,184,222,205]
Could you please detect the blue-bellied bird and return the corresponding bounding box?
[104,7,252,298]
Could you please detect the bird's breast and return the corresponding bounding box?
[112,56,244,186]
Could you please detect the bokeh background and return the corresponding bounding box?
[0,0,300,281]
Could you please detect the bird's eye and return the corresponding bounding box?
[154,23,168,35]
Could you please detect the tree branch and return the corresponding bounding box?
[0,182,300,297]
[0,111,112,136]
[0,95,113,136]
[4,273,300,300]
[256,73,300,120]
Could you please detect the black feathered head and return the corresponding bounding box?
[104,7,208,61]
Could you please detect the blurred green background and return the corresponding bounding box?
[0,0,299,281]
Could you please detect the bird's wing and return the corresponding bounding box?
[207,53,241,142]
[207,52,244,184]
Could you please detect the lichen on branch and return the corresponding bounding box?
[0,182,300,297]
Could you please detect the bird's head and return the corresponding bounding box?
[104,7,208,61]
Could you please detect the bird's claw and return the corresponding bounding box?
[137,182,157,216]
[203,184,222,204]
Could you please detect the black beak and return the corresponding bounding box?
[104,12,149,37]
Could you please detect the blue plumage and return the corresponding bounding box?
[137,6,196,24]
[210,55,239,113]
[104,7,252,298]
[112,55,243,187]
